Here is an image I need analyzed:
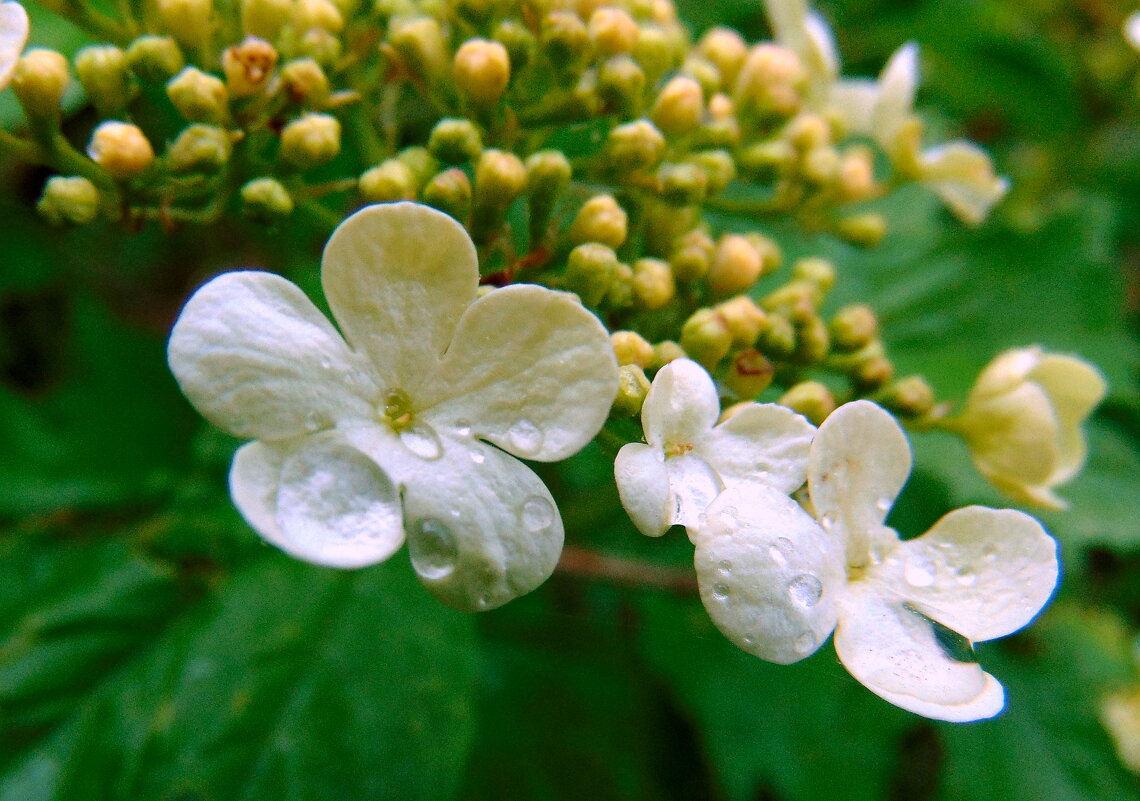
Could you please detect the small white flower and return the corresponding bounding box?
[0,1,29,91]
[168,202,619,611]
[694,400,1058,722]
[1125,11,1140,52]
[614,358,815,538]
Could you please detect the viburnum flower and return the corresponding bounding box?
[614,358,815,538]
[168,202,619,611]
[952,346,1107,509]
[694,400,1058,721]
[0,1,29,90]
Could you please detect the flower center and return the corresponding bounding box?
[380,389,415,432]
[664,442,694,458]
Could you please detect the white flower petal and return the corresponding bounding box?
[321,202,478,395]
[230,439,290,546]
[871,42,918,147]
[168,271,374,440]
[803,11,840,81]
[828,79,879,135]
[641,358,720,452]
[419,284,618,461]
[615,443,673,537]
[835,582,1006,722]
[694,485,845,664]
[763,0,811,57]
[666,453,721,536]
[698,402,815,495]
[1125,12,1140,52]
[878,506,1058,642]
[965,382,1060,487]
[808,400,910,566]
[343,425,564,612]
[1026,354,1107,483]
[0,1,29,90]
[919,141,1009,225]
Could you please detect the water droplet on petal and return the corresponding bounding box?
[742,634,756,646]
[470,449,486,464]
[711,583,730,602]
[982,545,998,563]
[319,357,332,370]
[454,419,472,438]
[955,567,977,587]
[400,423,442,460]
[521,496,555,532]
[717,560,732,575]
[788,574,823,607]
[303,411,324,432]
[769,537,794,567]
[875,496,892,512]
[820,513,836,530]
[508,418,543,452]
[408,518,459,581]
[904,560,936,588]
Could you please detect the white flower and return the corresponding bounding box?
[168,202,619,611]
[694,400,1058,721]
[614,358,815,538]
[1126,12,1140,52]
[0,1,29,91]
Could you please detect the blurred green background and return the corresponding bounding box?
[2,0,1140,799]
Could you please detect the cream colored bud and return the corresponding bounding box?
[87,121,154,178]
[37,176,100,226]
[658,162,708,206]
[454,38,511,105]
[725,348,775,399]
[280,58,330,106]
[612,363,652,417]
[566,243,619,307]
[708,234,762,295]
[680,307,732,369]
[715,295,767,347]
[668,228,714,281]
[279,112,341,169]
[11,49,69,118]
[428,117,483,164]
[358,159,417,202]
[633,24,677,83]
[292,0,343,33]
[597,55,645,115]
[241,176,294,220]
[168,123,232,171]
[680,55,721,100]
[75,46,132,115]
[422,168,473,222]
[156,0,213,51]
[689,149,734,195]
[875,375,936,418]
[650,339,686,369]
[223,37,277,97]
[542,11,590,68]
[697,26,746,90]
[611,330,654,368]
[394,145,438,187]
[607,261,635,308]
[801,146,840,185]
[784,113,831,151]
[389,16,449,81]
[589,7,639,56]
[650,75,703,137]
[605,118,665,172]
[778,381,835,426]
[732,43,803,117]
[744,232,781,277]
[836,213,888,248]
[241,0,291,39]
[632,258,674,309]
[837,147,875,201]
[167,67,229,123]
[829,304,879,351]
[570,194,628,248]
[792,257,835,293]
[474,148,526,203]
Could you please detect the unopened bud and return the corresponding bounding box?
[680,307,732,369]
[613,364,651,416]
[633,24,677,83]
[525,149,571,245]
[454,38,511,105]
[793,315,830,364]
[597,55,645,115]
[658,162,707,206]
[167,67,229,123]
[650,340,686,369]
[732,43,803,118]
[223,37,277,97]
[792,256,835,292]
[642,201,697,256]
[668,228,714,280]
[394,145,438,187]
[542,11,590,70]
[689,149,734,195]
[725,348,775,398]
[650,75,703,137]
[692,114,740,149]
[605,119,665,172]
[12,49,70,118]
[156,0,214,51]
[632,258,674,309]
[75,45,132,116]
[37,176,100,226]
[762,280,820,319]
[241,0,291,39]
[126,36,184,82]
[876,375,936,418]
[494,20,536,71]
[422,168,473,222]
[358,159,417,202]
[757,313,796,359]
[565,243,619,307]
[708,234,762,295]
[801,145,839,185]
[715,295,767,346]
[389,16,449,82]
[570,194,628,248]
[607,261,635,307]
[87,121,155,178]
[778,381,836,426]
[837,146,875,201]
[428,117,483,164]
[296,27,341,66]
[472,148,526,240]
[280,58,330,106]
[855,353,894,389]
[279,112,341,169]
[697,27,746,90]
[744,232,782,277]
[829,304,878,351]
[168,123,232,171]
[589,7,639,56]
[611,330,654,368]
[241,176,294,221]
[737,139,795,179]
[292,0,343,33]
[784,113,831,151]
[835,213,887,248]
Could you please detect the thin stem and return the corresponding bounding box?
[555,546,698,593]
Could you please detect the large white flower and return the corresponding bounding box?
[168,202,620,611]
[0,1,29,91]
[694,400,1058,721]
[614,358,815,538]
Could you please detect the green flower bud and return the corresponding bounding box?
[680,307,733,369]
[725,348,775,399]
[783,113,831,150]
[792,256,835,293]
[279,112,341,169]
[697,26,747,90]
[428,117,483,164]
[793,314,830,364]
[708,233,761,295]
[242,0,292,40]
[680,56,721,101]
[688,149,734,195]
[493,20,536,71]
[651,75,703,137]
[658,161,707,206]
[829,304,878,351]
[612,363,651,417]
[744,232,782,277]
[156,0,214,52]
[737,140,796,180]
[757,313,796,359]
[280,58,330,106]
[875,375,936,418]
[801,145,839,185]
[835,213,888,249]
[715,295,768,347]
[650,339,687,369]
[422,168,472,222]
[541,11,590,73]
[389,16,449,83]
[570,194,628,249]
[732,43,804,118]
[87,121,155,178]
[394,145,438,187]
[358,159,417,202]
[292,0,343,33]
[597,55,645,115]
[454,0,495,24]
[605,119,665,172]
[589,7,639,56]
[74,45,133,116]
[167,67,229,123]
[525,149,571,246]
[11,49,70,119]
[295,27,341,66]
[565,243,619,307]
[633,24,677,84]
[222,37,277,98]
[472,148,526,242]
[168,124,233,172]
[778,381,836,426]
[828,339,894,389]
[642,201,697,256]
[607,260,635,308]
[668,228,714,280]
[632,257,674,309]
[125,36,185,82]
[37,176,100,226]
[762,280,820,319]
[454,38,511,105]
[241,176,294,221]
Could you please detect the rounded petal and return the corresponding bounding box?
[698,403,815,495]
[615,443,673,537]
[964,382,1060,488]
[918,141,1008,225]
[835,583,1006,722]
[0,1,29,89]
[168,271,375,440]
[1027,354,1106,483]
[694,485,845,664]
[641,359,720,452]
[871,42,918,146]
[666,453,722,537]
[808,400,910,567]
[230,439,290,546]
[418,285,619,461]
[344,426,564,612]
[878,506,1058,642]
[321,202,478,395]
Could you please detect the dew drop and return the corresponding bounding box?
[769,537,794,567]
[319,357,332,370]
[470,449,486,465]
[788,574,823,608]
[875,496,892,512]
[400,423,442,460]
[717,560,732,575]
[475,593,493,611]
[955,568,977,587]
[711,583,730,602]
[303,411,324,432]
[820,513,836,530]
[904,560,936,588]
[982,545,998,563]
[408,518,459,581]
[508,418,543,452]
[742,634,756,646]
[454,419,472,438]
[521,496,555,532]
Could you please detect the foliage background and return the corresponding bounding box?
[2,0,1140,798]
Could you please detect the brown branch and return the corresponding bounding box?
[555,546,698,594]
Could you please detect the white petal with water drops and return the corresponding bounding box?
[614,443,674,537]
[0,1,28,90]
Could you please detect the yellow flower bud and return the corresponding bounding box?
[167,123,233,172]
[295,27,341,66]
[241,176,294,221]
[632,258,674,309]
[778,381,836,426]
[588,6,639,56]
[428,117,483,164]
[241,0,291,40]
[596,55,645,115]
[389,16,449,82]
[358,159,417,203]
[658,162,708,206]
[757,313,795,359]
[565,243,619,307]
[612,363,652,417]
[688,149,734,195]
[11,49,69,118]
[279,112,341,169]
[680,55,721,100]
[474,147,526,204]
[732,43,803,118]
[87,121,155,178]
[126,36,184,82]
[792,257,835,293]
[680,307,732,369]
[493,20,536,70]
[737,139,796,180]
[633,24,677,84]
[835,213,888,248]
[837,146,876,201]
[708,233,761,295]
[829,304,878,352]
[668,228,714,281]
[715,295,767,347]
[611,330,654,368]
[696,26,746,90]
[793,314,830,364]
[280,58,330,106]
[724,348,774,399]
[292,0,343,33]
[394,145,438,187]
[37,176,100,226]
[542,11,590,70]
[422,167,473,222]
[607,261,635,308]
[875,375,936,419]
[156,0,214,52]
[222,37,277,97]
[570,194,628,248]
[167,67,229,123]
[784,113,831,150]
[454,38,511,105]
[650,75,703,137]
[75,45,133,116]
[605,119,665,172]
[744,232,781,277]
[650,339,687,369]
[954,347,1107,508]
[801,145,840,185]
